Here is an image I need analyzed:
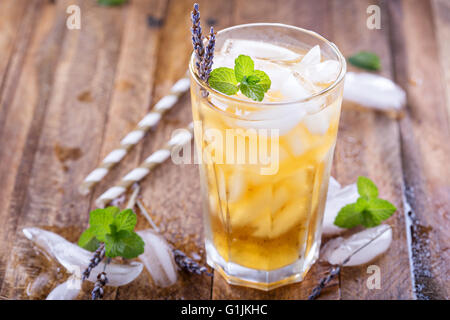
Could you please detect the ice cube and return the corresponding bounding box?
[23,227,143,286]
[294,45,340,85]
[46,276,81,300]
[297,45,321,69]
[321,224,392,266]
[322,178,359,236]
[304,60,340,84]
[344,72,406,111]
[137,229,178,288]
[220,39,300,62]
[303,99,334,135]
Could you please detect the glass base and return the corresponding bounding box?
[206,240,320,291]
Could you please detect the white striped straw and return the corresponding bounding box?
[79,74,190,195]
[95,122,194,208]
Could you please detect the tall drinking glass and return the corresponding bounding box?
[189,23,346,290]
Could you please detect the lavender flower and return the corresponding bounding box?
[91,272,108,300]
[308,266,341,300]
[204,26,216,81]
[190,3,215,83]
[173,249,212,277]
[191,3,205,75]
[82,243,105,281]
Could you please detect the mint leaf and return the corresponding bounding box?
[240,82,265,102]
[246,75,260,85]
[208,67,239,95]
[89,207,119,241]
[208,55,272,101]
[112,209,137,232]
[105,225,144,259]
[357,176,378,199]
[78,228,100,252]
[334,176,397,229]
[366,198,397,221]
[234,55,254,82]
[334,203,363,228]
[348,51,381,71]
[251,70,271,92]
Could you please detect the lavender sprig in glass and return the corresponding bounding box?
[203,26,216,82]
[191,3,205,77]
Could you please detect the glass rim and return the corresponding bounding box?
[189,22,346,106]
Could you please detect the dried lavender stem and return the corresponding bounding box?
[82,242,105,281]
[308,266,341,300]
[203,26,215,82]
[173,249,212,277]
[191,3,205,76]
[91,270,109,300]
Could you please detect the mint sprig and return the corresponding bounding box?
[208,55,271,102]
[78,207,144,259]
[334,176,396,228]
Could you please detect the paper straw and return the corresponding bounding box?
[79,74,190,195]
[95,123,194,208]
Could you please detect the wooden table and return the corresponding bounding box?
[0,0,448,300]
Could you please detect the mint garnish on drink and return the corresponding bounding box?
[334,176,397,228]
[208,55,271,102]
[79,206,145,259]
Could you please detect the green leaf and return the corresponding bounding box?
[240,83,265,102]
[348,51,381,71]
[208,67,239,95]
[97,0,127,6]
[365,198,397,226]
[78,228,100,252]
[113,209,137,232]
[246,75,260,85]
[234,55,254,82]
[88,207,119,242]
[357,176,379,199]
[251,70,271,92]
[334,203,364,228]
[105,225,144,259]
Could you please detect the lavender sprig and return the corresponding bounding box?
[190,3,215,84]
[82,243,105,281]
[204,26,216,81]
[308,266,341,300]
[191,3,205,77]
[173,249,212,277]
[91,271,108,300]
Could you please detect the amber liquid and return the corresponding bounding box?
[192,87,341,271]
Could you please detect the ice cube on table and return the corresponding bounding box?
[322,178,359,236]
[46,276,81,300]
[137,229,178,288]
[22,227,143,287]
[321,224,393,266]
[344,72,406,111]
[220,39,300,62]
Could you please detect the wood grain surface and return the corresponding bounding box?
[0,0,448,300]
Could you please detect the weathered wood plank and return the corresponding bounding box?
[0,0,127,299]
[331,0,413,300]
[0,0,28,95]
[431,0,450,122]
[211,0,339,300]
[388,0,450,299]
